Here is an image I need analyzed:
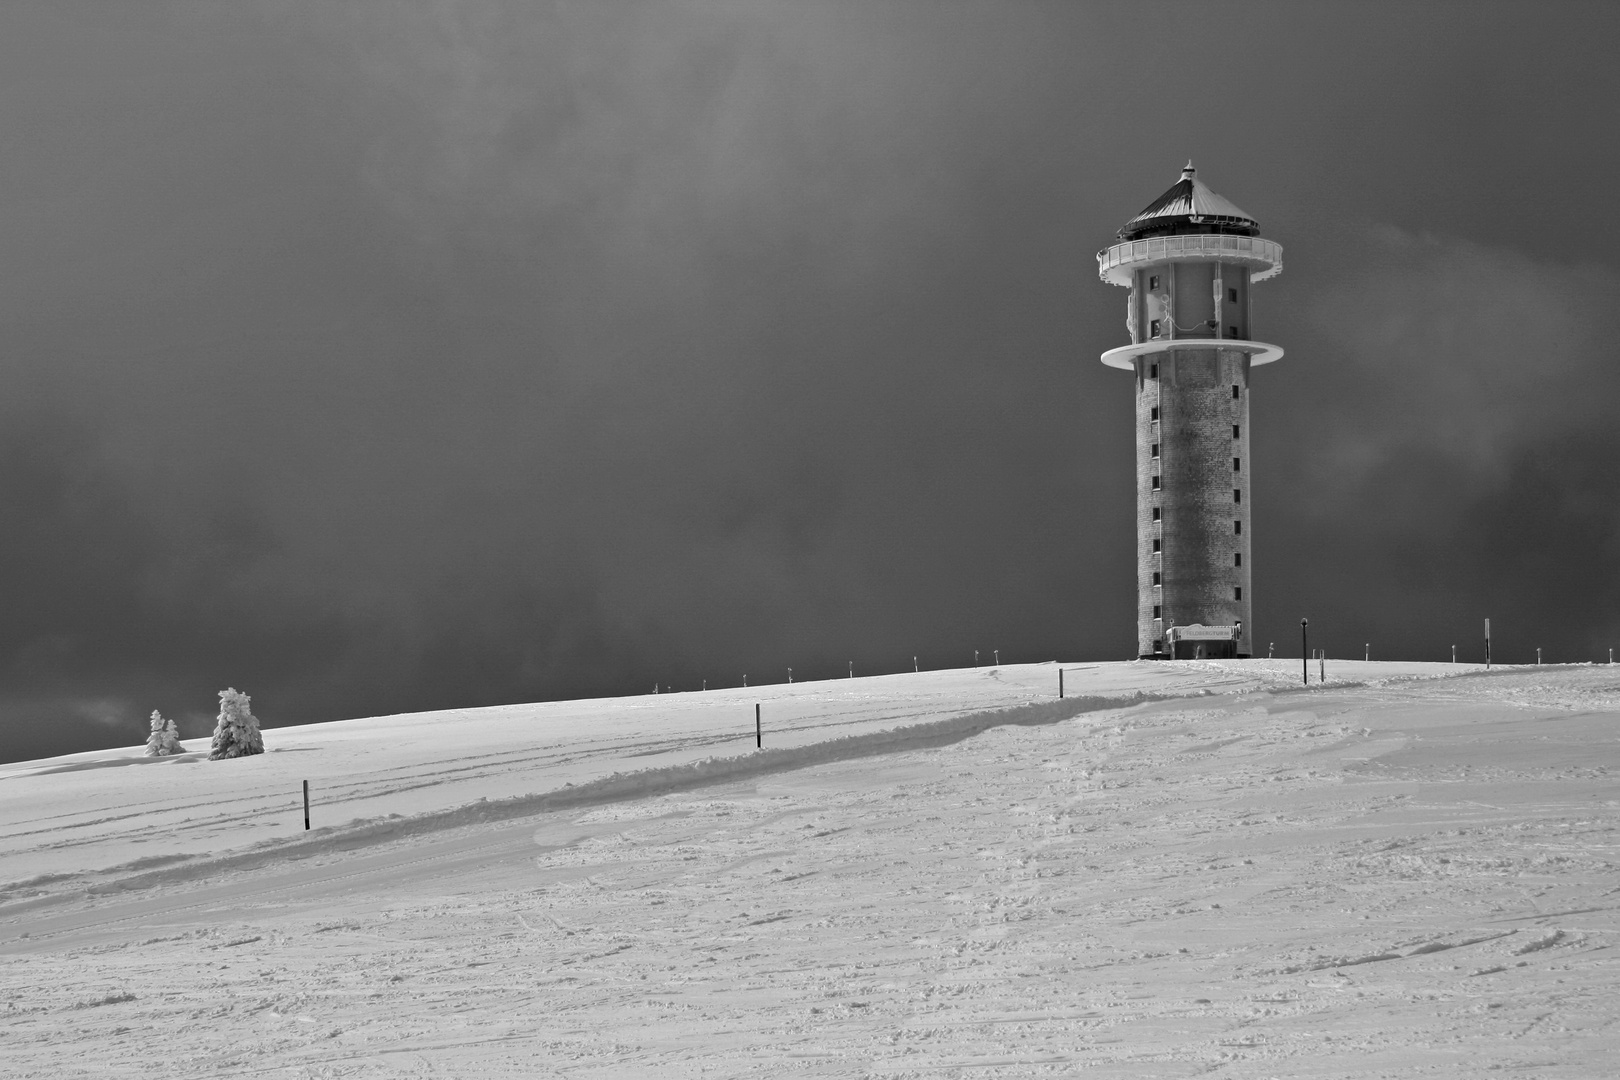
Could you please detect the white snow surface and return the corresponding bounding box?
[3,659,1618,1076]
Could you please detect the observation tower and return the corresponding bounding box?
[1096,164,1284,659]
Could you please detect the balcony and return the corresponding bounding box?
[1097,234,1283,286]
[1100,339,1284,370]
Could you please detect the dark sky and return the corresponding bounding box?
[3,1,1618,762]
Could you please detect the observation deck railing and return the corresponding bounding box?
[1097,234,1283,285]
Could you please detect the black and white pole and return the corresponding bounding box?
[303,780,310,831]
[1485,618,1491,670]
[914,656,918,673]
[755,703,761,749]
[1452,645,1457,664]
[848,661,853,679]
[1537,647,1542,666]
[787,667,793,684]
[1301,619,1309,685]
[974,650,979,668]
[993,650,999,667]
[1365,643,1370,662]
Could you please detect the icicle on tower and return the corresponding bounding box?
[1097,164,1284,659]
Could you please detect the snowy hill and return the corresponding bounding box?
[3,659,1617,1076]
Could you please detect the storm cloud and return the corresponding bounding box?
[1,2,1617,761]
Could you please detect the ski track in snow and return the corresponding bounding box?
[2,660,1619,1076]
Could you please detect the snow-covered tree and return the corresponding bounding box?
[208,688,264,760]
[144,710,183,757]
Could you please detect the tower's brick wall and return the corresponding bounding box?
[1134,345,1254,657]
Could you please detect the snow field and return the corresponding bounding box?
[3,660,1616,1076]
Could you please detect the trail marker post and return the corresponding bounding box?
[993,650,999,667]
[974,650,979,667]
[1319,650,1325,683]
[1365,644,1370,662]
[303,780,310,831]
[914,656,918,672]
[1452,645,1457,664]
[1485,618,1491,669]
[1537,647,1542,666]
[788,667,793,684]
[849,661,853,679]
[1059,669,1065,698]
[755,703,761,749]
[1301,619,1309,685]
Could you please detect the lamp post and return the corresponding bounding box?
[1301,619,1309,685]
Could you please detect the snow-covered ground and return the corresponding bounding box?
[3,659,1617,1076]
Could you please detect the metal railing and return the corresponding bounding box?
[1097,234,1283,283]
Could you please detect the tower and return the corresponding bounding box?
[1097,164,1284,659]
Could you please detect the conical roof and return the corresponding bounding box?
[1118,163,1259,239]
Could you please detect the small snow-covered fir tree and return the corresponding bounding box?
[144,710,183,757]
[208,688,264,760]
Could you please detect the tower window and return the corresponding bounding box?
[1149,275,1160,290]
[1151,507,1161,521]
[1234,520,1242,535]
[1233,457,1241,471]
[1232,424,1240,438]
[1152,572,1161,586]
[1152,605,1161,619]
[1229,326,1239,338]
[1153,638,1163,650]
[1152,538,1161,552]
[1151,363,1159,379]
[1232,385,1240,399]
[1234,587,1243,601]
[1150,319,1162,338]
[1151,444,1159,458]
[1150,406,1159,421]
[1228,288,1237,303]
[1234,488,1242,503]
[1151,475,1160,490]
[1234,552,1242,567]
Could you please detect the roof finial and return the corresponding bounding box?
[1182,160,1196,179]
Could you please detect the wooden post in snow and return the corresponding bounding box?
[1300,619,1308,685]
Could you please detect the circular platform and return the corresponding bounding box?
[1099,339,1284,370]
[1097,234,1282,287]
